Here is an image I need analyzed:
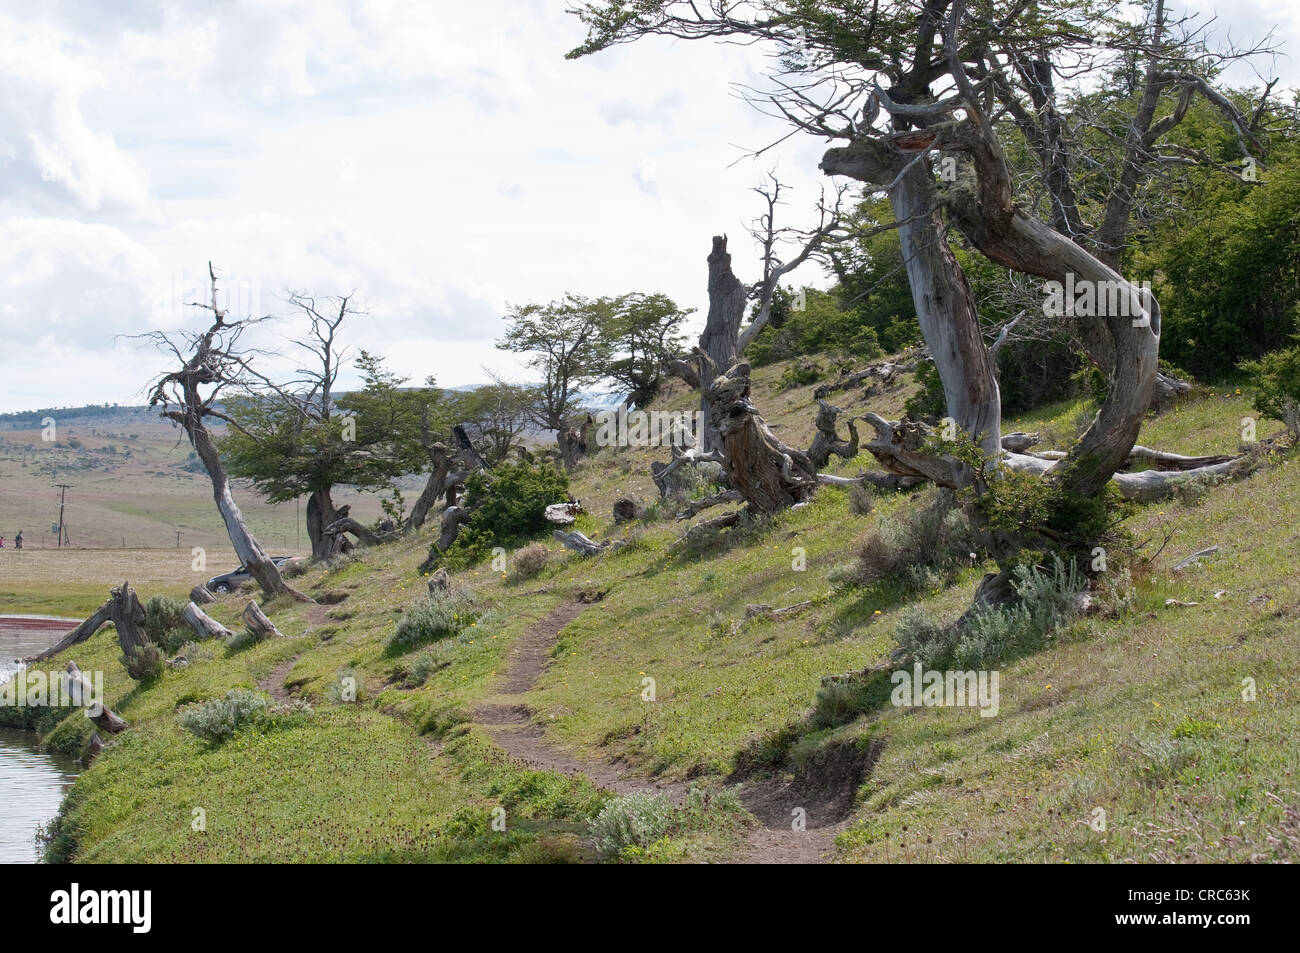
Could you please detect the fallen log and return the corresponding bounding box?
[1000,431,1040,452]
[553,530,607,556]
[241,601,283,640]
[25,599,112,662]
[184,601,233,640]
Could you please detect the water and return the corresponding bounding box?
[0,618,81,864]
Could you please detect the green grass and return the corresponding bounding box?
[20,359,1300,863]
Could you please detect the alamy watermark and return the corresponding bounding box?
[593,407,705,448]
[1042,273,1153,327]
[0,666,104,715]
[891,663,1000,717]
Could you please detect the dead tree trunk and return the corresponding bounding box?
[26,600,112,662]
[241,601,283,640]
[109,582,151,659]
[707,362,818,513]
[184,602,234,640]
[65,662,128,734]
[807,400,861,468]
[186,410,310,601]
[699,236,750,453]
[189,584,216,605]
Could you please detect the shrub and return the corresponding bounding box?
[848,483,874,516]
[509,543,549,582]
[1241,342,1300,440]
[444,459,570,565]
[143,595,191,654]
[179,689,268,742]
[778,360,822,391]
[388,587,482,652]
[852,490,975,589]
[122,644,164,682]
[588,793,676,860]
[327,667,363,704]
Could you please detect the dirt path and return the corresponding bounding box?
[472,599,857,864]
[258,656,300,703]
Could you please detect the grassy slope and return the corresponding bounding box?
[26,358,1300,863]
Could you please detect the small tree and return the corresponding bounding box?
[601,292,692,409]
[495,295,612,469]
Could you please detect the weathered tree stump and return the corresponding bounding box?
[553,530,607,556]
[613,498,639,523]
[427,567,450,595]
[807,400,861,468]
[109,582,152,659]
[184,601,233,640]
[64,662,128,734]
[241,601,283,640]
[189,584,217,605]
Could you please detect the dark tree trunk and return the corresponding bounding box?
[109,582,151,659]
[699,236,749,453]
[306,487,345,562]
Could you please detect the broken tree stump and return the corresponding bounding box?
[427,567,451,594]
[109,582,152,659]
[189,584,217,605]
[64,662,128,734]
[241,601,284,640]
[184,601,233,640]
[553,530,607,556]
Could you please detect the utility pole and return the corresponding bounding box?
[53,483,73,548]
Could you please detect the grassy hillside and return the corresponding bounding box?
[16,357,1300,863]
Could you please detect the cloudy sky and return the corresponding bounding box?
[0,0,1295,413]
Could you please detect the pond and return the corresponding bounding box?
[0,617,82,864]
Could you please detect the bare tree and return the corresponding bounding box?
[696,175,848,451]
[140,263,311,602]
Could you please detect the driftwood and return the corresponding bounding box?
[109,582,151,659]
[650,445,725,499]
[184,601,233,640]
[806,400,861,469]
[190,584,217,604]
[552,530,608,556]
[811,358,912,400]
[545,502,583,525]
[241,601,283,640]
[25,599,112,662]
[65,662,128,734]
[1172,546,1220,571]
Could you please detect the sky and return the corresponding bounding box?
[0,0,1296,414]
